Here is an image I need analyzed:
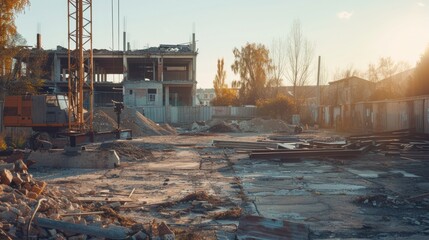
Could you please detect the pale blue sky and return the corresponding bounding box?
[15,0,429,88]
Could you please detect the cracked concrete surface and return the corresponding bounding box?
[30,132,429,239]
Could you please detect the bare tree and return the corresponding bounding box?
[268,38,286,96]
[333,65,361,80]
[367,57,411,82]
[285,20,314,101]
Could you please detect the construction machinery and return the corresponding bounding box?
[3,0,130,148]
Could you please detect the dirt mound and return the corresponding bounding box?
[93,109,118,132]
[239,118,293,133]
[93,107,176,137]
[99,141,153,161]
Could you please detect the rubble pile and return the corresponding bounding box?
[98,141,153,162]
[0,160,177,240]
[185,118,293,134]
[93,107,176,137]
[238,118,293,133]
[0,159,46,200]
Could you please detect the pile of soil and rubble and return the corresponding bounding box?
[93,108,176,137]
[0,160,177,240]
[98,141,154,162]
[184,117,294,134]
[238,118,293,133]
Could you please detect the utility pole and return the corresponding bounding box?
[316,56,321,124]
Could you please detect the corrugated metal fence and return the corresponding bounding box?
[320,96,429,134]
[140,106,258,124]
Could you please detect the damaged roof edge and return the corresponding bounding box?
[50,44,196,55]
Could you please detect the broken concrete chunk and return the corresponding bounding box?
[27,191,38,199]
[14,159,28,173]
[0,169,13,185]
[12,173,23,185]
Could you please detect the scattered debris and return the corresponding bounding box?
[98,141,153,161]
[236,215,309,240]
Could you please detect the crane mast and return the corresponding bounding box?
[67,0,93,133]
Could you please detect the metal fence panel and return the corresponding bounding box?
[413,99,424,133]
[139,106,165,123]
[425,98,429,134]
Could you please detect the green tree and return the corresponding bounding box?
[231,43,274,105]
[408,47,429,96]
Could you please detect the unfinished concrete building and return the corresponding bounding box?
[122,40,197,107]
[41,34,197,108]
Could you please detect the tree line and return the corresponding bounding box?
[211,20,429,116]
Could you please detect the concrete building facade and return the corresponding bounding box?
[44,34,198,108]
[196,88,215,106]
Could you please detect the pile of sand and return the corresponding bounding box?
[93,107,176,137]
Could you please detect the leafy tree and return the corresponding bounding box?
[408,47,429,96]
[211,58,239,106]
[0,0,30,41]
[231,43,274,105]
[0,0,34,98]
[211,88,238,106]
[213,58,227,97]
[256,94,295,120]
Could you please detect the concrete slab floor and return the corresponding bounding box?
[29,133,429,239]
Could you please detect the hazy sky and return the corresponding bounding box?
[15,0,429,88]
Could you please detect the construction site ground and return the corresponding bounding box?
[29,131,429,239]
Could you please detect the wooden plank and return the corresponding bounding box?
[59,211,105,217]
[34,217,130,239]
[75,197,133,203]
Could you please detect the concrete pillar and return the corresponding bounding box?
[165,86,170,106]
[157,58,163,81]
[123,54,128,81]
[53,53,61,82]
[192,55,197,106]
[95,67,99,82]
[153,61,156,81]
[62,68,67,82]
